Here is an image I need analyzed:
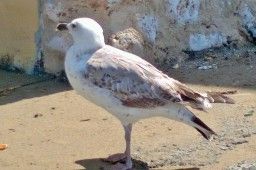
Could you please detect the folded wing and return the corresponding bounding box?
[85,45,227,109]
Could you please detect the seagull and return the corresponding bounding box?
[57,18,235,169]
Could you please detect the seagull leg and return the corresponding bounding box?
[103,123,133,169]
[124,123,133,169]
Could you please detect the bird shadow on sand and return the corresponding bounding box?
[75,157,149,170]
[75,158,200,170]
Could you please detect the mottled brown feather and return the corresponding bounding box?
[85,45,233,108]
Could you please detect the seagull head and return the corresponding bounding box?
[57,18,105,51]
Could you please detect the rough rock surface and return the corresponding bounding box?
[108,28,146,59]
[38,0,256,74]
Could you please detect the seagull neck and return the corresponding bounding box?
[73,42,105,56]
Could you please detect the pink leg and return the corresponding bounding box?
[103,124,133,169]
[124,123,132,169]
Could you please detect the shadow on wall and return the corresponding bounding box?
[0,70,71,106]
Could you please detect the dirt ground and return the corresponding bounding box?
[0,54,256,170]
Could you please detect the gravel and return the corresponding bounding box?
[133,115,256,168]
[228,161,256,170]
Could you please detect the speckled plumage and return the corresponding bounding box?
[58,18,234,170]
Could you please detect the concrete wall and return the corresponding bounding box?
[0,1,38,74]
[1,0,256,74]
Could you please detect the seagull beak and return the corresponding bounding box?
[56,23,68,31]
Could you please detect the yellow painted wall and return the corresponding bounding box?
[0,1,38,73]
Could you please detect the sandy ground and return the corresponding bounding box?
[0,56,256,170]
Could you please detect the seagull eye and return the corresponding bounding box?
[71,23,77,29]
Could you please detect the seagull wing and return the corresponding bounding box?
[85,45,208,109]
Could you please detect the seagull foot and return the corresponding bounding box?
[102,153,132,169]
[102,153,127,163]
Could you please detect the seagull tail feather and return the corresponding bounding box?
[173,107,216,140]
[205,90,237,104]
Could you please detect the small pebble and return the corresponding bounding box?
[34,113,43,118]
[244,110,254,117]
[80,119,91,122]
[242,134,251,138]
[231,138,248,145]
[220,146,229,151]
[8,129,15,132]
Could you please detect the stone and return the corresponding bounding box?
[197,64,217,70]
[108,28,145,59]
[189,32,227,51]
[244,110,254,117]
[231,138,248,145]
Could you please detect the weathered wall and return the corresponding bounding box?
[39,0,256,74]
[7,0,256,74]
[0,1,38,74]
